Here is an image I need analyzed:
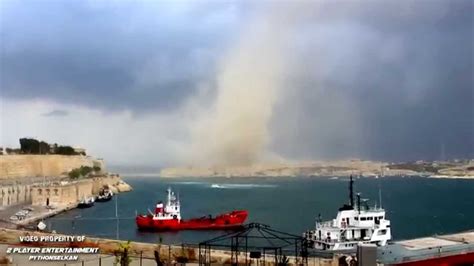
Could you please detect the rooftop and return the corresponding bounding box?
[397,231,474,251]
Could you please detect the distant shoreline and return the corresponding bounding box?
[119,173,474,180]
[157,159,474,179]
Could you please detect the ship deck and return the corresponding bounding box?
[396,231,474,250]
[378,231,474,264]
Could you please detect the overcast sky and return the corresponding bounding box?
[1,0,472,166]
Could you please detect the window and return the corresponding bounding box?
[38,189,42,195]
[355,217,358,220]
[369,217,373,220]
[361,217,366,221]
[378,229,387,235]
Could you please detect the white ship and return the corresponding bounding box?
[304,176,391,251]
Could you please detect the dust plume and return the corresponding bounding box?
[190,5,303,167]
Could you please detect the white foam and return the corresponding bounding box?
[210,183,277,189]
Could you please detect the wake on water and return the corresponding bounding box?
[210,183,277,189]
[171,181,278,189]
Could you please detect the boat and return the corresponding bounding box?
[77,196,95,208]
[96,187,113,202]
[304,175,391,251]
[136,187,248,231]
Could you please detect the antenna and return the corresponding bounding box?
[357,193,361,214]
[379,183,383,209]
[349,175,354,207]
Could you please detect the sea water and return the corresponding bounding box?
[46,176,474,245]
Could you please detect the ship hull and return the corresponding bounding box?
[95,195,112,202]
[136,210,248,231]
[77,202,94,208]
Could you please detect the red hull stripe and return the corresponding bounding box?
[136,210,248,231]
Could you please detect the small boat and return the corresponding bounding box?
[136,188,248,231]
[77,197,95,208]
[96,187,113,202]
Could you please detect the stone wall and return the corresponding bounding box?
[0,184,32,208]
[1,175,130,208]
[30,180,94,206]
[0,155,105,179]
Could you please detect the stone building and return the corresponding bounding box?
[31,180,94,207]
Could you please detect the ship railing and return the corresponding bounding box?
[314,238,342,243]
[316,221,334,228]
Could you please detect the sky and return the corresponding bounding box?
[0,0,473,167]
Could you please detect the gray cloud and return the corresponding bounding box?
[1,0,472,163]
[42,110,69,117]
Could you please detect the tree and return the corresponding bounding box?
[114,241,132,266]
[39,141,50,154]
[68,166,93,179]
[20,138,40,154]
[56,146,76,155]
[68,169,81,179]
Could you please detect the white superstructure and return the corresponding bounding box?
[304,176,391,251]
[151,187,181,221]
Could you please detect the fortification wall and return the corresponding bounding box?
[0,155,105,179]
[0,184,32,208]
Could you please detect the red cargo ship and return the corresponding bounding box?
[136,188,248,231]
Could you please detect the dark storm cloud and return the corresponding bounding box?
[268,0,473,161]
[0,0,243,111]
[1,0,472,161]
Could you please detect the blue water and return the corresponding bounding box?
[46,176,474,245]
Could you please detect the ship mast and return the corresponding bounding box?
[349,175,354,208]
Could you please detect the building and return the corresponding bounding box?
[31,179,93,206]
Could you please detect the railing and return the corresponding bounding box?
[316,221,333,228]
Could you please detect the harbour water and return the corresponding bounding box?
[46,176,474,245]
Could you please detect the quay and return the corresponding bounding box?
[2,226,473,265]
[0,227,339,265]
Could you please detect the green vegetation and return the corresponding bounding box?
[19,138,86,155]
[19,138,50,154]
[68,166,96,179]
[114,241,132,266]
